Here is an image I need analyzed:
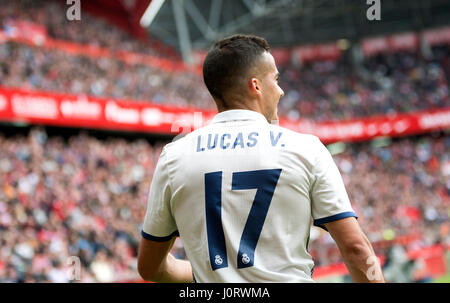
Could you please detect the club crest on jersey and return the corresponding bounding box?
[241,253,251,264]
[215,255,223,265]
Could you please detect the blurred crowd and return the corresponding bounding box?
[309,134,450,268]
[0,0,179,59]
[1,0,449,121]
[0,41,213,109]
[278,45,450,121]
[0,128,448,282]
[0,128,165,282]
[1,40,448,119]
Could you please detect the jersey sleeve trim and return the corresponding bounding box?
[141,230,179,242]
[313,211,358,231]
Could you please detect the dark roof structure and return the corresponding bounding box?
[143,0,450,62]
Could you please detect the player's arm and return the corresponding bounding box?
[310,136,384,282]
[324,217,385,283]
[137,236,193,283]
[138,146,193,283]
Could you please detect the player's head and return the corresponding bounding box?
[203,34,284,122]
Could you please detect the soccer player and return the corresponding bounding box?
[137,34,385,283]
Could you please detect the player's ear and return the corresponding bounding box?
[249,77,262,96]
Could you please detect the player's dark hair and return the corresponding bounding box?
[203,34,270,103]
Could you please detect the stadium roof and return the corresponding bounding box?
[142,0,450,63]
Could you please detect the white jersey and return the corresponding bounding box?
[142,109,357,283]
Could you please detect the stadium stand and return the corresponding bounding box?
[0,0,179,59]
[0,41,213,109]
[0,0,448,283]
[278,44,450,121]
[1,40,448,120]
[0,1,449,121]
[0,128,447,282]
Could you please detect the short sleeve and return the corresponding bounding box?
[310,137,357,231]
[141,146,179,241]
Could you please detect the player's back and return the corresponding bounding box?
[163,110,321,282]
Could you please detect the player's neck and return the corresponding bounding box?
[216,99,265,117]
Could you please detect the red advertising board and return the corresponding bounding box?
[0,87,449,143]
[0,86,217,135]
[362,26,450,57]
[271,47,292,65]
[282,109,450,143]
[292,43,341,63]
[388,32,419,52]
[422,26,450,46]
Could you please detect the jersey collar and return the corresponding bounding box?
[211,109,268,124]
